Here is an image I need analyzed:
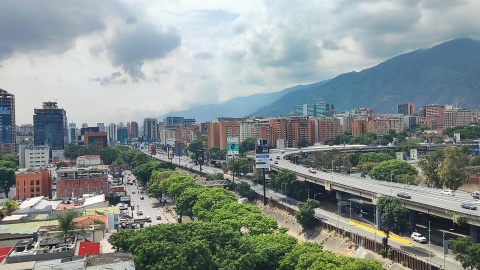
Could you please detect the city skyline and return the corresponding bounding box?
[1,1,480,125]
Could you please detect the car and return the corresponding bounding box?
[411,232,427,243]
[137,210,143,215]
[156,215,162,220]
[274,161,278,164]
[145,216,152,222]
[472,191,480,199]
[397,192,411,199]
[140,196,144,200]
[441,190,455,196]
[308,168,317,174]
[132,191,136,194]
[461,202,477,210]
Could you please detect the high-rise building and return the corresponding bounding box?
[0,89,16,154]
[117,127,128,145]
[33,101,68,152]
[107,123,117,144]
[398,102,415,115]
[84,132,108,151]
[143,118,158,140]
[68,122,77,144]
[97,123,105,132]
[129,121,138,139]
[294,102,334,117]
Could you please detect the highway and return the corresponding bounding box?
[271,147,480,223]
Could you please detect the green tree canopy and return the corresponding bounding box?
[58,210,79,243]
[188,139,205,154]
[227,157,252,176]
[240,137,256,153]
[97,147,120,165]
[175,187,207,219]
[1,200,18,216]
[236,181,256,201]
[63,144,93,160]
[369,159,418,182]
[208,147,227,160]
[450,236,480,270]
[0,160,17,170]
[439,146,469,190]
[358,152,394,166]
[0,167,15,198]
[376,197,408,250]
[295,199,320,230]
[418,150,444,188]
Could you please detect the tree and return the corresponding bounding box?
[227,157,252,176]
[208,147,227,160]
[450,236,480,270]
[188,139,205,154]
[56,161,69,170]
[175,187,207,219]
[58,210,78,243]
[1,200,18,216]
[239,137,256,153]
[295,199,320,230]
[0,160,17,170]
[248,234,298,270]
[63,144,93,160]
[236,181,256,201]
[298,139,309,148]
[358,152,394,166]
[205,172,224,181]
[376,197,408,251]
[97,147,120,165]
[418,150,444,188]
[439,146,469,190]
[369,159,417,182]
[0,167,15,198]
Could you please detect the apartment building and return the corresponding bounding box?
[16,170,52,199]
[24,145,50,169]
[56,167,108,199]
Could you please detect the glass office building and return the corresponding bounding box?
[33,102,68,151]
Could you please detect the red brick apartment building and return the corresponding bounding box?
[55,167,108,199]
[16,170,52,200]
[207,120,241,149]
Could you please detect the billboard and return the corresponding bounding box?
[396,152,404,160]
[167,146,174,159]
[256,139,270,154]
[174,141,183,157]
[166,138,176,148]
[410,149,418,161]
[227,137,239,156]
[196,149,205,165]
[255,138,270,169]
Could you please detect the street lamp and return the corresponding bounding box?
[404,172,413,189]
[428,221,431,270]
[390,169,398,196]
[313,193,321,201]
[442,229,454,270]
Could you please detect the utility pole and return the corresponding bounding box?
[263,168,267,205]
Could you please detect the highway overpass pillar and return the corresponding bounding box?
[408,210,416,232]
[470,224,478,243]
[375,207,381,229]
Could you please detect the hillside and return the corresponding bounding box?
[252,37,480,116]
[158,81,328,122]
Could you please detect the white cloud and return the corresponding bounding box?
[0,0,479,125]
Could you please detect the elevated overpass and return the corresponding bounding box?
[266,146,480,241]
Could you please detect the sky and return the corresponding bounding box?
[1,0,480,126]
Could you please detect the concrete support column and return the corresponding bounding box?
[408,210,416,232]
[470,224,478,243]
[375,207,381,229]
[422,213,429,226]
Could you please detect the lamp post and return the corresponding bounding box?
[443,229,454,270]
[404,172,413,189]
[390,169,398,196]
[314,193,321,201]
[428,221,431,270]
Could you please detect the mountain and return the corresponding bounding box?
[158,80,328,123]
[251,38,480,116]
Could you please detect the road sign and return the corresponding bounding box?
[255,154,270,169]
[196,149,205,165]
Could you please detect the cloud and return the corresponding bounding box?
[90,72,127,86]
[106,22,181,81]
[0,1,117,61]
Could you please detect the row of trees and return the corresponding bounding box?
[111,166,383,269]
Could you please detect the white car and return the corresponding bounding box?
[308,168,317,174]
[441,190,455,196]
[411,232,427,243]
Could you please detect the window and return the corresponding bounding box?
[36,180,40,185]
[31,194,34,198]
[30,187,34,192]
[36,187,40,192]
[30,180,34,185]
